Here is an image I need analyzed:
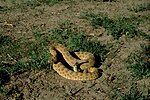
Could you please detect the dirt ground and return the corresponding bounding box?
[0,0,150,100]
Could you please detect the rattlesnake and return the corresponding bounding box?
[49,43,100,80]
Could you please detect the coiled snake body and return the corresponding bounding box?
[49,43,100,80]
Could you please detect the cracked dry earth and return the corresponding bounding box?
[0,0,150,100]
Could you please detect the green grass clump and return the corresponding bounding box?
[42,0,62,5]
[0,34,13,46]
[80,12,149,39]
[67,34,108,61]
[126,45,150,78]
[0,31,51,94]
[48,20,108,61]
[27,31,50,69]
[24,0,41,7]
[0,32,51,74]
[129,3,150,12]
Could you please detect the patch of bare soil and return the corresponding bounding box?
[0,0,150,100]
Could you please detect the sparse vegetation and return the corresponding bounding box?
[80,12,149,39]
[121,84,149,100]
[0,0,63,11]
[48,20,109,61]
[24,0,62,7]
[126,45,150,78]
[0,32,51,74]
[107,83,149,100]
[0,32,51,94]
[0,21,109,94]
[129,3,150,12]
[0,0,149,99]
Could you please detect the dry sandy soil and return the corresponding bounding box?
[0,0,150,100]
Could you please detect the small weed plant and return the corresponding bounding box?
[126,45,150,78]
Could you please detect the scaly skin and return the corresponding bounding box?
[53,62,99,80]
[74,52,95,70]
[53,43,86,72]
[49,46,57,63]
[50,43,100,80]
